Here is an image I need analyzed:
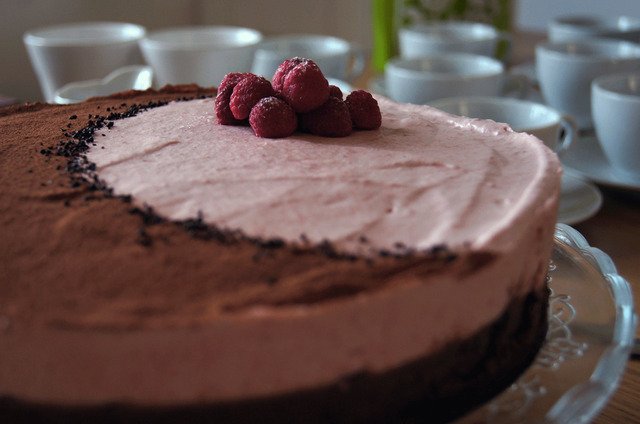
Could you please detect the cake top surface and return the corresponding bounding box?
[0,86,561,332]
[88,95,559,256]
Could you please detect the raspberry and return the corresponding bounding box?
[249,97,298,138]
[329,84,343,100]
[299,96,352,137]
[345,90,382,130]
[219,72,252,94]
[216,63,381,139]
[272,57,305,92]
[230,74,275,120]
[215,72,252,125]
[281,60,329,113]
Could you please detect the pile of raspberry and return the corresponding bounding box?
[215,57,381,138]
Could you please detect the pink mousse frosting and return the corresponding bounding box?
[0,95,562,406]
[87,96,559,255]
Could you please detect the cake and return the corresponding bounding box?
[0,84,561,423]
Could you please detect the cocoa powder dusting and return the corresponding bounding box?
[0,86,452,332]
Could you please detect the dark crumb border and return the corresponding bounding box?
[40,95,456,263]
[0,286,549,424]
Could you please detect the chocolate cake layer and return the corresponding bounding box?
[0,85,560,423]
[0,286,549,424]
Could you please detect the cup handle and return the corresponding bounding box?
[345,43,366,82]
[556,114,578,157]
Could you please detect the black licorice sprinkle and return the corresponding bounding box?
[41,93,446,262]
[180,211,237,244]
[137,227,152,247]
[264,276,278,286]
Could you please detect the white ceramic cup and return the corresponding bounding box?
[591,73,640,180]
[251,34,365,82]
[23,22,146,102]
[139,26,263,88]
[549,15,640,43]
[430,96,577,157]
[384,54,527,105]
[536,39,640,129]
[398,21,511,60]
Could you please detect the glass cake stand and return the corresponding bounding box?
[455,224,637,424]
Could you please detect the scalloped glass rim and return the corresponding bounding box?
[455,223,637,424]
[546,224,636,423]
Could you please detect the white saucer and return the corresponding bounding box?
[367,73,528,104]
[53,65,153,104]
[562,132,640,191]
[558,170,602,225]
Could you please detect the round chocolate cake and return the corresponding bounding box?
[0,85,561,423]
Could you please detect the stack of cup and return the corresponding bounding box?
[548,16,640,43]
[591,73,640,181]
[24,22,147,102]
[534,15,640,181]
[536,37,640,129]
[397,21,511,59]
[382,21,528,105]
[250,34,365,82]
[24,22,267,102]
[139,26,263,89]
[385,54,527,105]
[25,23,370,103]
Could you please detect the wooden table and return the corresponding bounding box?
[357,29,640,423]
[515,31,640,424]
[579,188,640,424]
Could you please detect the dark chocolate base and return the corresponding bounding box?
[0,284,549,424]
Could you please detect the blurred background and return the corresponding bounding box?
[2,0,639,102]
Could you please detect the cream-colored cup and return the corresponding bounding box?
[536,39,640,129]
[251,34,365,81]
[591,73,640,180]
[140,26,263,88]
[384,54,527,105]
[549,15,640,43]
[24,22,146,102]
[399,21,511,59]
[430,96,577,157]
